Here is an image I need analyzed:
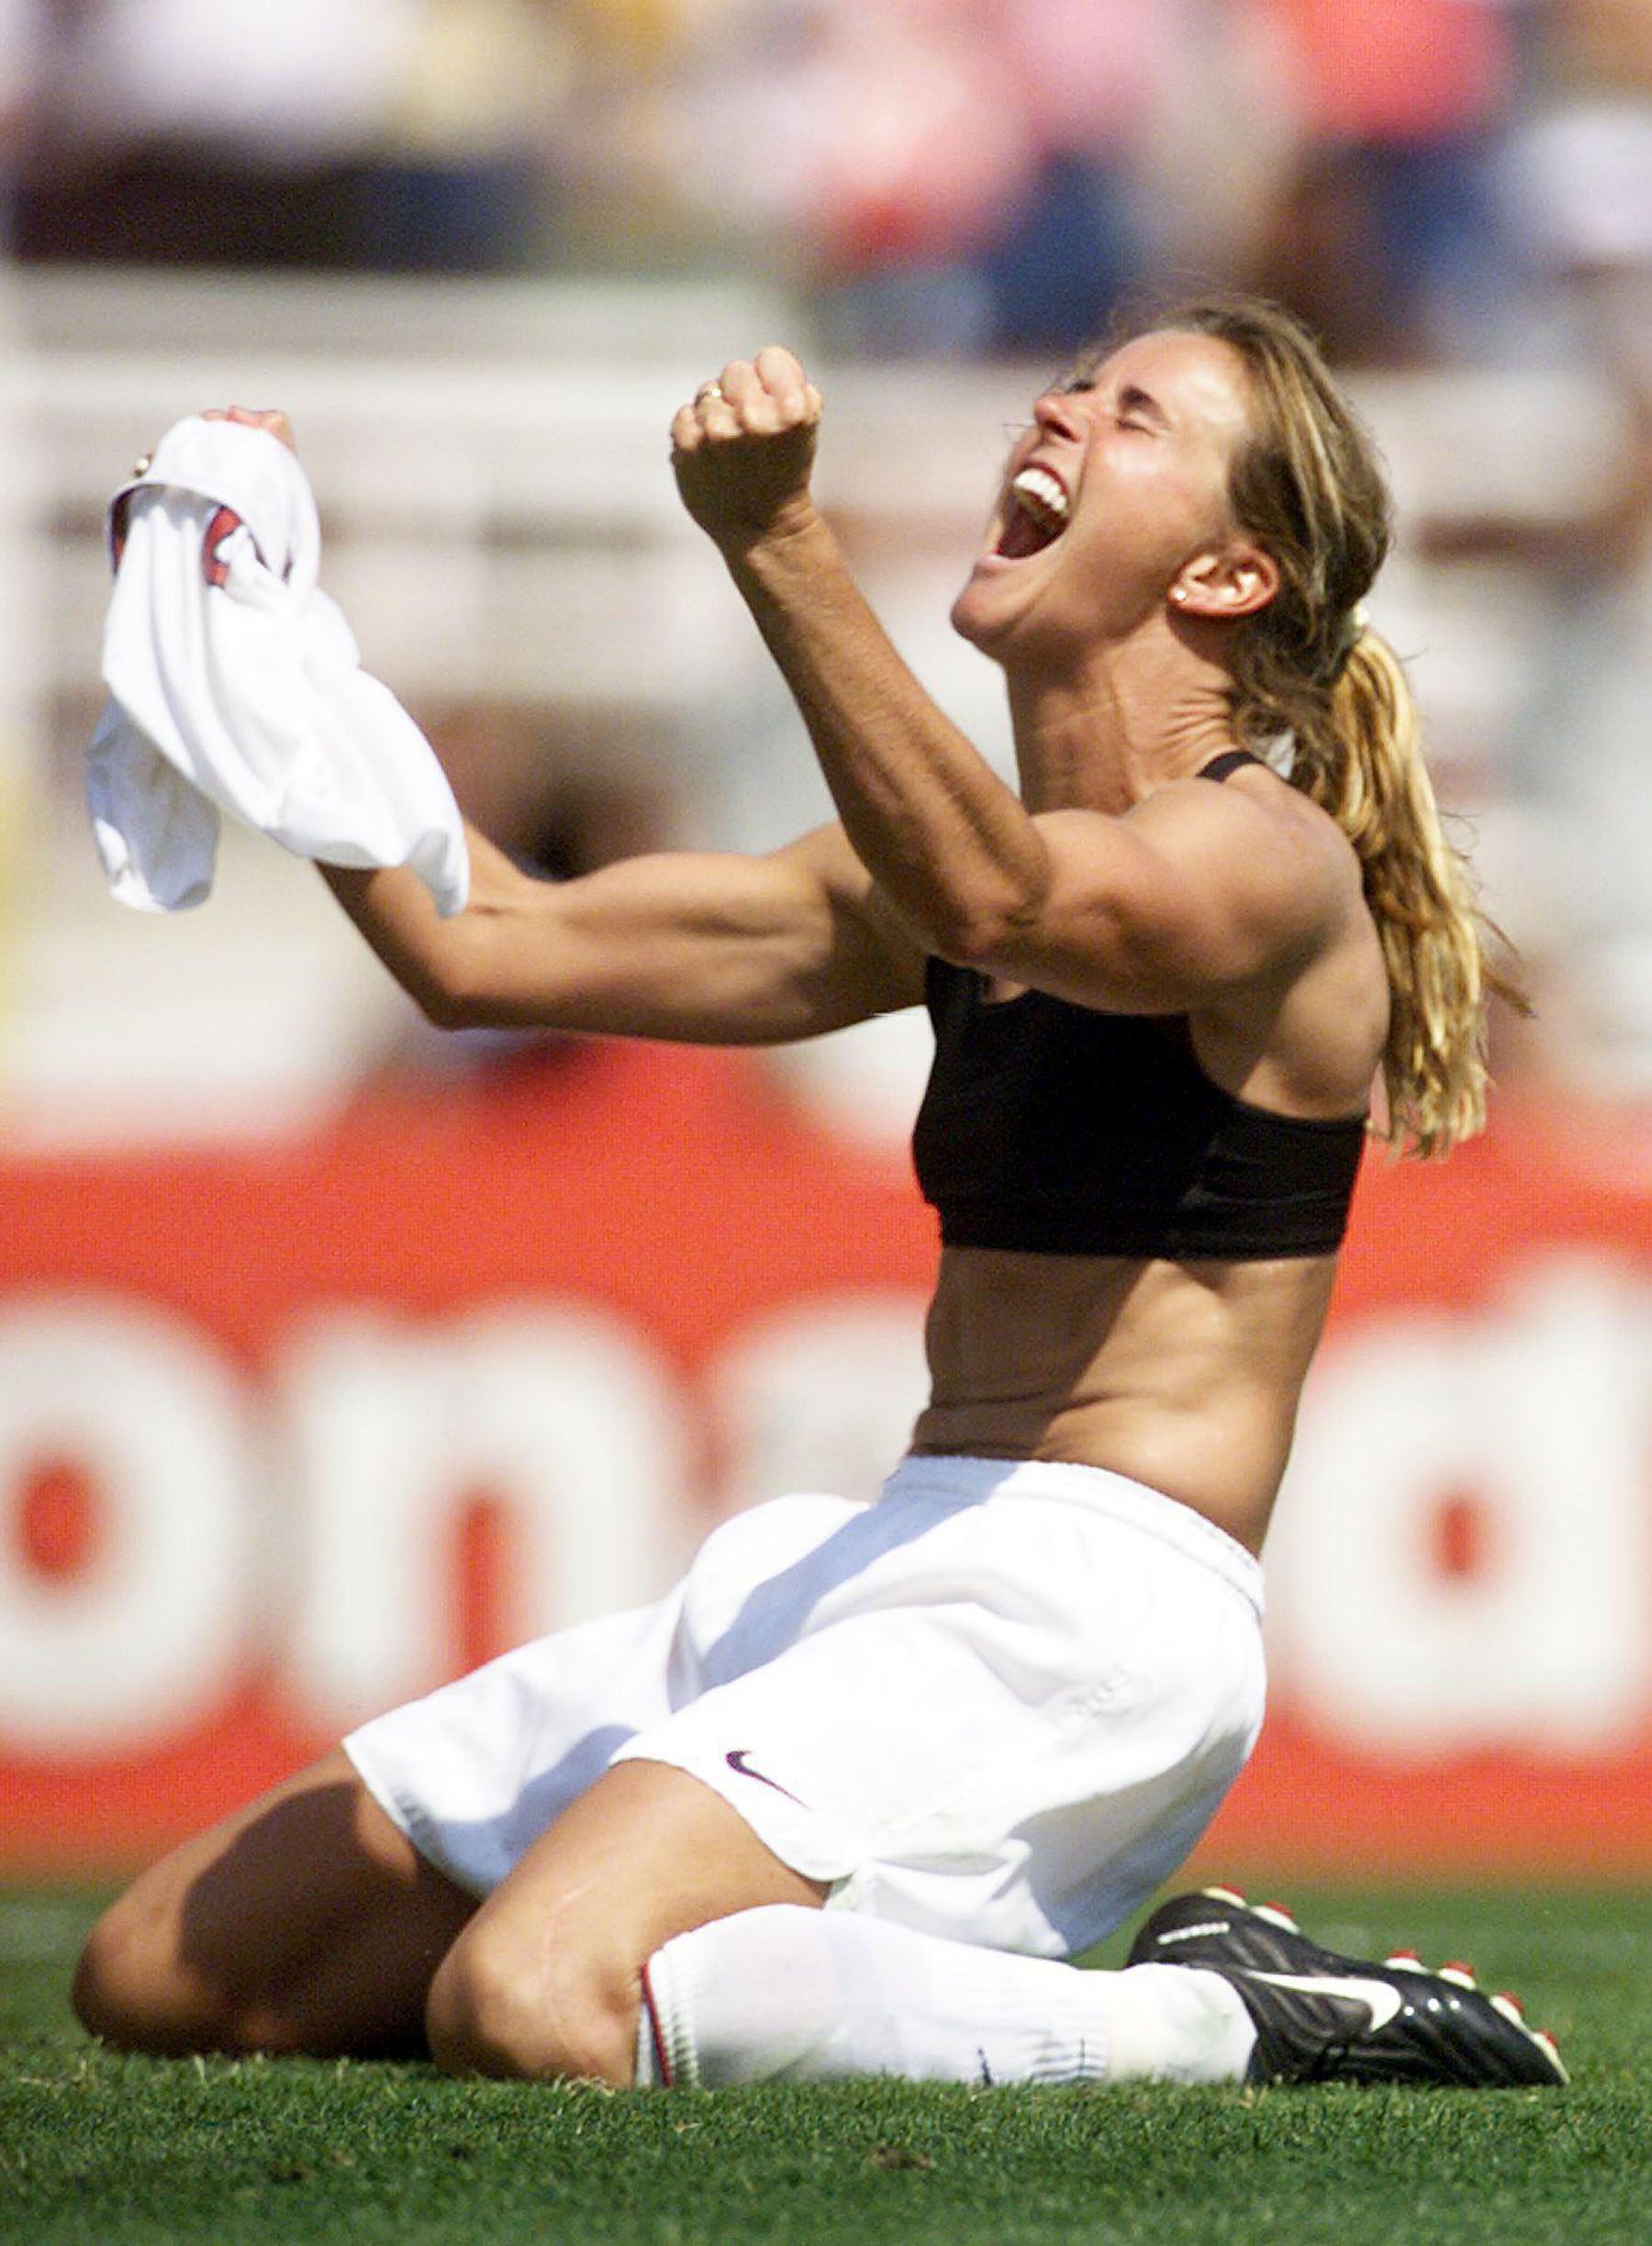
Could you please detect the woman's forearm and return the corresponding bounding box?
[726,510,1047,963]
[669,350,1047,964]
[317,822,533,1025]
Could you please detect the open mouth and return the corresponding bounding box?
[995,465,1071,559]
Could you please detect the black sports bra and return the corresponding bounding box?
[909,751,1367,1259]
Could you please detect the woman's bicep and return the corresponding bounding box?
[985,798,1336,1014]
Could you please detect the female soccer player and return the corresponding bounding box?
[73,299,1564,2092]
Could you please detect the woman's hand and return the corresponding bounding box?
[200,406,297,452]
[670,346,823,553]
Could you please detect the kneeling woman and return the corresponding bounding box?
[73,298,1563,2092]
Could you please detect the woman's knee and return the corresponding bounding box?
[422,1760,825,2084]
[73,1887,229,2055]
[71,1750,469,2059]
[425,1918,639,2086]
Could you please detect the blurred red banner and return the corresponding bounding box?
[2,1042,1648,1879]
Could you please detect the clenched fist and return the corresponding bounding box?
[670,346,823,553]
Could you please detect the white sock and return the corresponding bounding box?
[637,1905,1256,2089]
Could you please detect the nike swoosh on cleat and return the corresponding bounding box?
[1240,1972,1406,2030]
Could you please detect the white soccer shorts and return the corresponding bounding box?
[344,1454,1266,1961]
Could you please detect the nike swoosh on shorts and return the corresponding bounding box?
[724,1750,806,1806]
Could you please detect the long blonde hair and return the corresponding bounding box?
[1154,296,1517,1157]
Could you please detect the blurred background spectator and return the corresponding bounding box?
[1240,0,1522,366]
[11,0,561,270]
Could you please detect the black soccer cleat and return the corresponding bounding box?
[1126,1885,1568,2088]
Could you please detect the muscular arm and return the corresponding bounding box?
[730,513,1054,966]
[730,518,1345,1013]
[320,820,926,1045]
[673,354,1345,1017]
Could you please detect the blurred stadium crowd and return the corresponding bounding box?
[2,0,1652,1130]
[4,0,1647,363]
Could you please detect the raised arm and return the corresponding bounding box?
[671,356,1045,975]
[319,818,926,1045]
[669,352,1353,1022]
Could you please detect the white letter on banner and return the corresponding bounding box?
[709,1291,932,1520]
[1265,1257,1652,1755]
[281,1302,691,1731]
[0,1293,255,1752]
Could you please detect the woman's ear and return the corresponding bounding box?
[1171,541,1279,620]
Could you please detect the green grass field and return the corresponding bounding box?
[3,1881,1646,2245]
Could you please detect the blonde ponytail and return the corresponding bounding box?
[1290,631,1503,1157]
[1137,294,1521,1157]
